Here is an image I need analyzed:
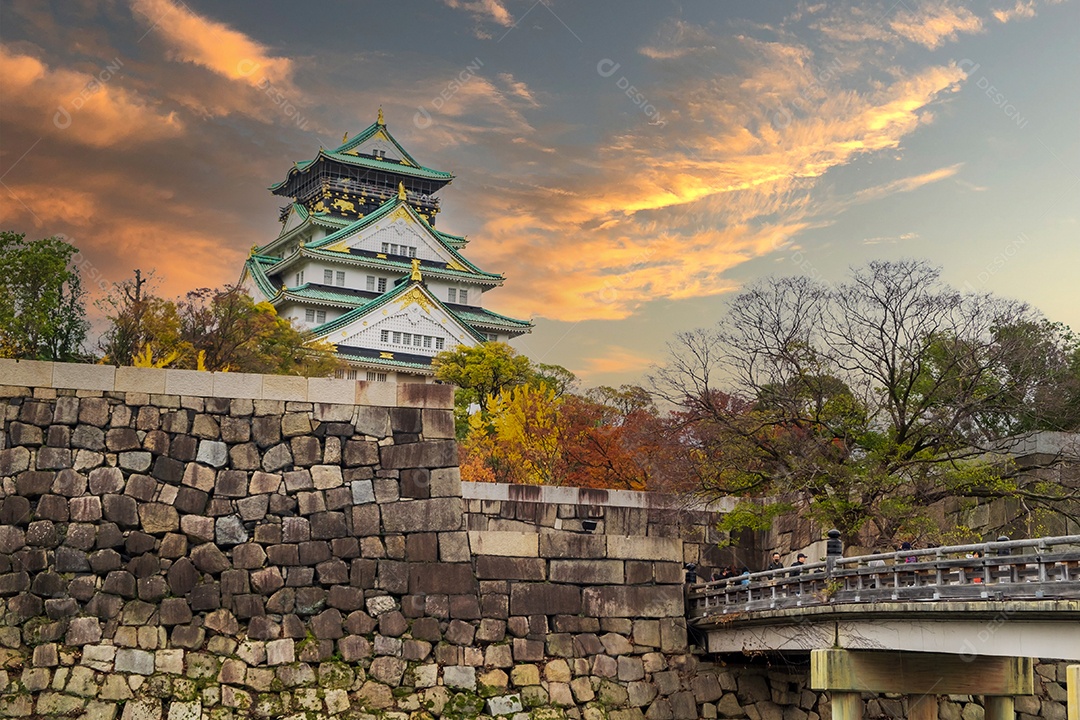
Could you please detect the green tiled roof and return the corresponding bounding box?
[244,255,282,299]
[450,305,533,330]
[307,195,500,280]
[311,280,487,345]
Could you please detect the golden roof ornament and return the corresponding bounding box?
[249,243,259,257]
[377,107,384,125]
[398,182,407,201]
[410,257,423,282]
[342,131,349,144]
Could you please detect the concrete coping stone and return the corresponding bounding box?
[0,359,453,409]
[462,481,737,513]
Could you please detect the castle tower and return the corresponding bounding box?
[239,111,532,382]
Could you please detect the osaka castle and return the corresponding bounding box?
[239,110,532,382]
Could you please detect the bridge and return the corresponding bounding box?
[687,534,1080,720]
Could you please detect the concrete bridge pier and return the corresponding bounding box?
[811,649,1033,720]
[1068,665,1078,720]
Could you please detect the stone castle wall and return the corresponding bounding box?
[0,359,1074,720]
[0,359,720,720]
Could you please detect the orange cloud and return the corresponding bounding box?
[0,44,182,148]
[454,31,968,323]
[129,0,293,89]
[441,0,514,27]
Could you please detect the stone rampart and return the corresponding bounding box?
[0,359,1074,720]
[0,359,708,720]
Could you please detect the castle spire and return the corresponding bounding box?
[377,107,385,125]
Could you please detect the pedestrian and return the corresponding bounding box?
[739,567,751,586]
[767,552,784,571]
[789,553,807,576]
[900,541,916,563]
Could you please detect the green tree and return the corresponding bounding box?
[432,342,535,437]
[175,286,343,375]
[0,232,88,361]
[99,276,341,376]
[99,270,187,366]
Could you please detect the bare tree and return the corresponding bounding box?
[652,260,1080,545]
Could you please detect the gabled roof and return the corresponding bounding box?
[310,278,487,345]
[270,118,452,193]
[334,119,423,167]
[306,194,500,280]
[260,203,351,257]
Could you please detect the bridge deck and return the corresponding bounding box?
[688,535,1080,622]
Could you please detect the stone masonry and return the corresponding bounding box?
[0,359,1073,720]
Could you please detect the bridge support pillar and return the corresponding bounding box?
[1067,665,1078,720]
[985,696,1015,720]
[831,692,862,720]
[812,649,1032,720]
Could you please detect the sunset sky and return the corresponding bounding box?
[2,0,1078,387]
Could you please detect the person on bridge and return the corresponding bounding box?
[767,552,784,571]
[789,553,807,576]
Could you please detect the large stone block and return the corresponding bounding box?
[397,383,453,409]
[355,381,396,407]
[606,536,683,562]
[469,531,539,557]
[381,498,463,533]
[308,377,355,405]
[409,562,476,595]
[212,372,263,400]
[380,440,458,469]
[53,363,115,391]
[509,583,581,616]
[550,559,624,585]
[476,556,547,581]
[115,367,166,394]
[540,532,607,559]
[263,375,307,402]
[164,369,214,397]
[0,358,52,387]
[582,586,684,618]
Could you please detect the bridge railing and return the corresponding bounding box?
[687,535,1080,620]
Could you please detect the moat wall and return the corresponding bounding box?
[0,359,1073,720]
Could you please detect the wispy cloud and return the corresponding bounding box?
[889,4,983,49]
[129,0,293,88]
[852,164,964,203]
[863,232,920,245]
[442,0,514,27]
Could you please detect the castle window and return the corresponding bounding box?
[459,289,468,304]
[413,335,422,347]
[423,336,432,348]
[407,246,417,257]
[448,288,457,303]
[380,330,389,342]
[336,271,345,286]
[378,278,387,292]
[295,271,304,286]
[315,310,326,324]
[435,337,445,350]
[366,276,375,291]
[324,269,333,284]
[392,332,401,344]
[402,332,412,345]
[305,309,315,322]
[366,371,387,382]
